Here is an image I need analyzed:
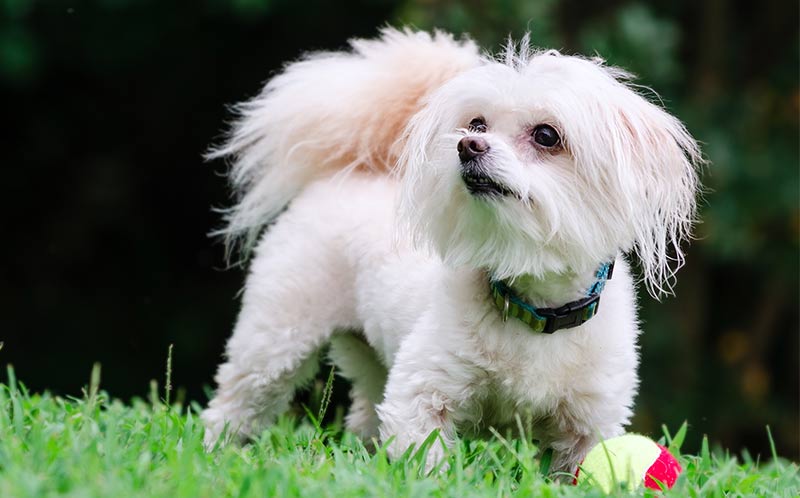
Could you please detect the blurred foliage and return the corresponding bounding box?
[0,0,797,460]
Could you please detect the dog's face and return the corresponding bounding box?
[399,50,700,294]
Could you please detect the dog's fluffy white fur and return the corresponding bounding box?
[202,28,701,472]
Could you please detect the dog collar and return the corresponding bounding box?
[489,261,615,334]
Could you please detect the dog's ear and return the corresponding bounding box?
[616,95,702,298]
[394,101,448,248]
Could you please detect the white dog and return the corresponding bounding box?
[202,28,700,473]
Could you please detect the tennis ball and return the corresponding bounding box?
[574,434,682,492]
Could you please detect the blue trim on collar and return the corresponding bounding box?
[586,261,614,296]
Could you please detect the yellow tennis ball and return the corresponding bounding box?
[574,434,682,493]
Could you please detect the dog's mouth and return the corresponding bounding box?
[461,170,514,198]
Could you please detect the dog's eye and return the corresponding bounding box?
[468,117,487,133]
[532,124,560,148]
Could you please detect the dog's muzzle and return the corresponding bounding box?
[458,137,514,198]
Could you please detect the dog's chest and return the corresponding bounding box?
[465,321,594,423]
[454,368,559,438]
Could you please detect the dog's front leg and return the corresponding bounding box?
[376,334,481,472]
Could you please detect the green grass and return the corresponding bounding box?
[0,364,797,498]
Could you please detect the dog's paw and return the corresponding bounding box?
[421,442,450,474]
[200,407,231,451]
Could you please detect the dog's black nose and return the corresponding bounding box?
[458,136,489,162]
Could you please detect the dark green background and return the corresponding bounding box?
[1,0,797,459]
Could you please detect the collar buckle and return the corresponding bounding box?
[537,293,602,334]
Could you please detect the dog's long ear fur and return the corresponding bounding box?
[609,76,703,298]
[556,56,702,297]
[208,28,480,259]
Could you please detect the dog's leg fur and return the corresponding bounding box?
[202,214,358,446]
[541,410,620,475]
[376,321,486,471]
[202,344,322,446]
[537,385,632,474]
[328,333,388,441]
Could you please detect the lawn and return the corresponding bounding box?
[0,364,797,498]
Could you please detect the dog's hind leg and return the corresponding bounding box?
[328,333,388,442]
[202,222,358,447]
[202,336,323,447]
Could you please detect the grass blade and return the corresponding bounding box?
[165,344,174,407]
[766,425,782,471]
[669,420,688,455]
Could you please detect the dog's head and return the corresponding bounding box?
[398,44,701,296]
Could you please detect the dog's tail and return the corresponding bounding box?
[208,27,480,257]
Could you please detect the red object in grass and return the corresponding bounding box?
[643,444,682,489]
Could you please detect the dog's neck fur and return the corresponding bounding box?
[502,266,601,309]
